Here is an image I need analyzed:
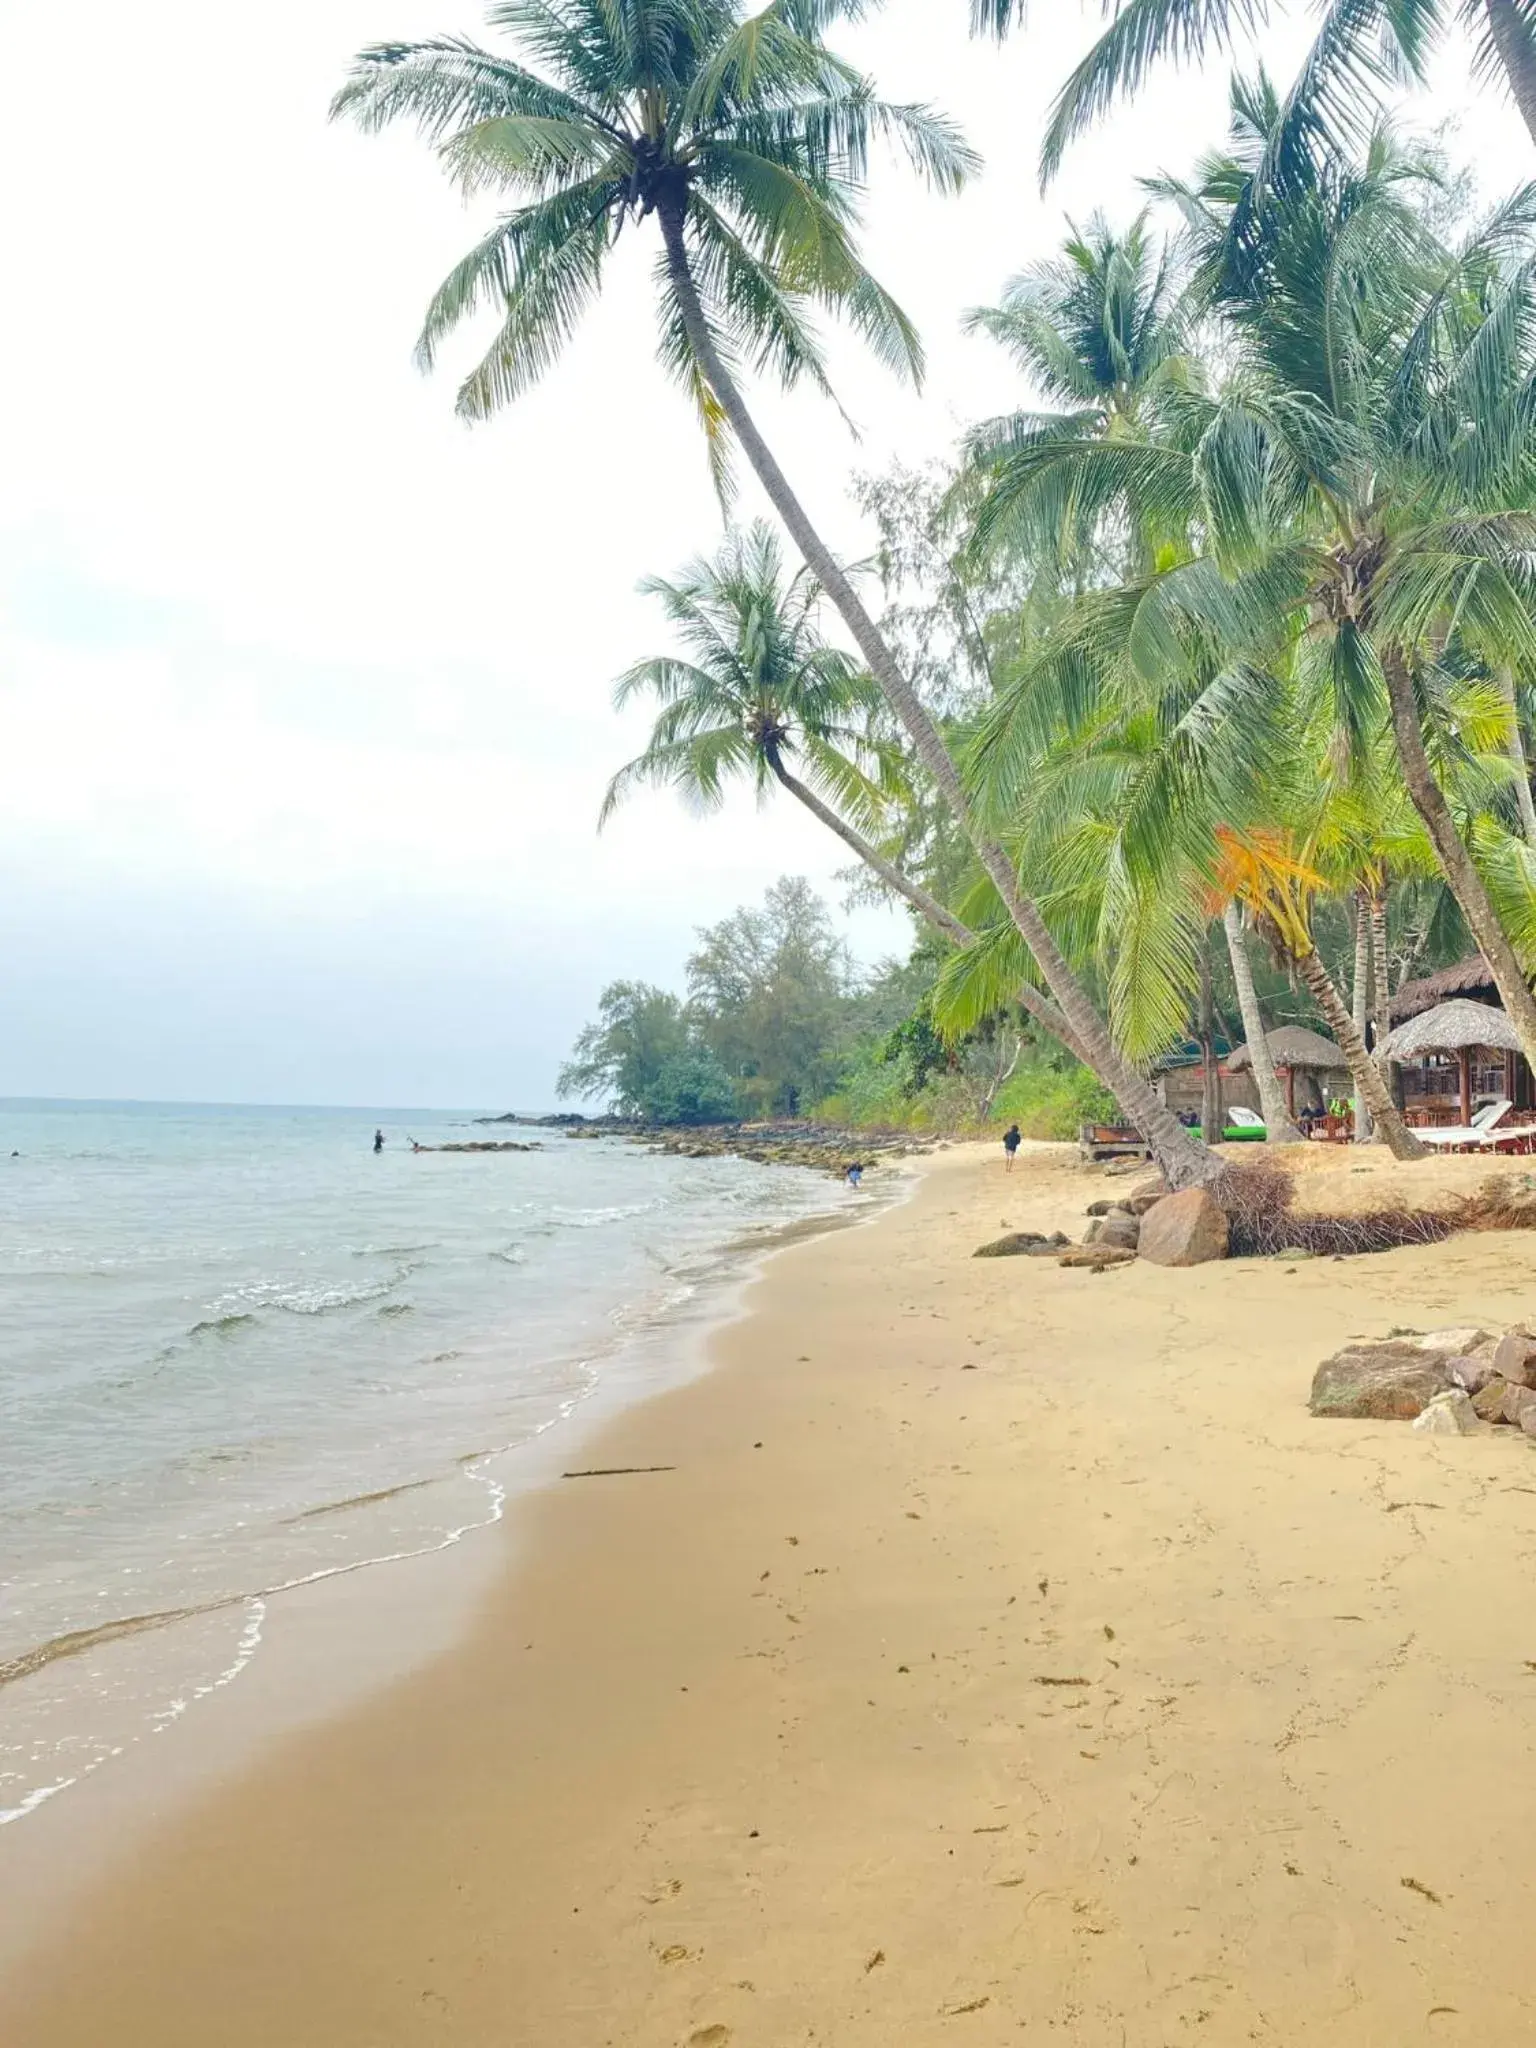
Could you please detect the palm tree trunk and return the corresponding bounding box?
[657,202,1218,1189]
[1383,643,1536,1071]
[1485,0,1536,145]
[765,754,971,945]
[1370,886,1394,1105]
[1222,903,1302,1140]
[1294,948,1427,1161]
[1198,939,1223,1142]
[1497,667,1536,847]
[763,752,1086,1057]
[1351,894,1374,1144]
[1370,890,1391,1013]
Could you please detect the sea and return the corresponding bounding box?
[0,1099,868,1828]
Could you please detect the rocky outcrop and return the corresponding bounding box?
[1309,1322,1536,1440]
[639,1122,926,1178]
[415,1141,542,1153]
[1058,1245,1136,1271]
[1309,1338,1465,1419]
[1090,1210,1141,1252]
[975,1231,1050,1258]
[1137,1189,1229,1268]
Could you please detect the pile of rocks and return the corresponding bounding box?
[973,1182,1232,1271]
[1310,1326,1536,1439]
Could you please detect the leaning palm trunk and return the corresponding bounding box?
[1293,947,1427,1161]
[1485,0,1536,146]
[1497,667,1536,848]
[761,751,1086,1058]
[764,751,972,947]
[1351,896,1374,1144]
[1222,904,1302,1141]
[1198,939,1224,1141]
[658,204,1217,1189]
[1369,888,1394,1106]
[1383,646,1536,1074]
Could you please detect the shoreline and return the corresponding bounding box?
[8,1140,1536,2039]
[0,1155,913,1964]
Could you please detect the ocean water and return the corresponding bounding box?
[0,1100,859,1825]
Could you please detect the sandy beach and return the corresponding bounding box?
[6,1138,1536,2044]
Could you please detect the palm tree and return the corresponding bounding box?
[960,209,1197,576]
[336,0,1218,1184]
[970,0,1536,177]
[963,99,1536,1079]
[1213,829,1427,1157]
[601,522,971,944]
[1221,901,1304,1140]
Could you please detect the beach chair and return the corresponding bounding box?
[1489,1123,1536,1155]
[1414,1099,1514,1150]
[1222,1106,1267,1141]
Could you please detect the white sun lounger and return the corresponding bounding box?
[1414,1099,1513,1148]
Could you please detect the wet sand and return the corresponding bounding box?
[5,1140,1536,2043]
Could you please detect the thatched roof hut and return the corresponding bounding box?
[1228,1025,1348,1074]
[1379,999,1522,1061]
[1380,998,1522,1126]
[1388,955,1497,1025]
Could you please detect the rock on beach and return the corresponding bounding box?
[1136,1188,1229,1268]
[1310,1338,1465,1420]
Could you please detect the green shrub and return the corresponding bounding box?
[991,1060,1118,1142]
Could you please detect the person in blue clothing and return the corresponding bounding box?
[845,1161,864,1189]
[1003,1123,1022,1172]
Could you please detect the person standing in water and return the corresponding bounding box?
[373,1128,385,1154]
[845,1161,864,1189]
[1003,1124,1022,1172]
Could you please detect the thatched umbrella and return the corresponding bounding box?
[1228,1025,1348,1120]
[1379,998,1521,1125]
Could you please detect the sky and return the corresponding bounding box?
[0,0,1528,1109]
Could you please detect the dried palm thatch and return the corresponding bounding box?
[1378,998,1521,1062]
[1388,955,1496,1024]
[1227,1025,1348,1073]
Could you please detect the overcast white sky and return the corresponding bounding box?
[0,0,1526,1107]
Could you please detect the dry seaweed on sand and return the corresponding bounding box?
[1215,1161,1455,1259]
[1459,1173,1536,1233]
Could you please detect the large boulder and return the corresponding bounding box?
[1137,1188,1229,1268]
[1492,1329,1536,1388]
[974,1231,1050,1258]
[1502,1383,1536,1429]
[1309,1338,1460,1420]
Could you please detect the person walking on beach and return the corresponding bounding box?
[373,1128,385,1154]
[1003,1124,1022,1172]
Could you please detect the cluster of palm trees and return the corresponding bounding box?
[335,0,1536,1186]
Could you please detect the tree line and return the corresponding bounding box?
[335,0,1536,1177]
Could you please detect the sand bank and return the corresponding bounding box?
[5,1139,1536,2043]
